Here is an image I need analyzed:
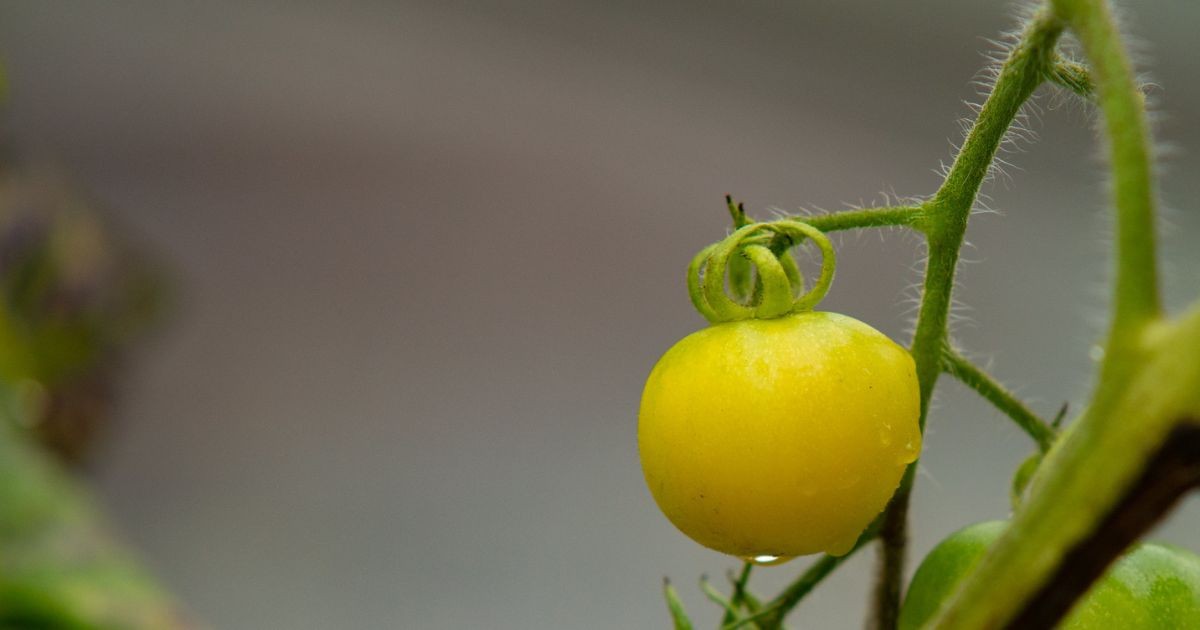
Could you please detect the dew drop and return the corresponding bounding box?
[742,554,796,566]
[896,439,920,464]
[879,420,896,447]
[835,474,861,491]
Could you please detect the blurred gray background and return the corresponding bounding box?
[1,1,1198,628]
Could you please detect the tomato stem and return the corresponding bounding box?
[1047,57,1095,97]
[701,576,741,620]
[720,563,754,627]
[1007,423,1200,627]
[871,9,1067,629]
[941,347,1057,453]
[676,1,1183,627]
[926,0,1184,625]
[789,205,924,234]
[752,521,882,629]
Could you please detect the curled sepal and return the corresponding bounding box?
[662,578,694,630]
[770,220,836,314]
[743,244,792,318]
[1010,451,1043,511]
[688,219,837,323]
[687,243,721,322]
[725,197,754,302]
[702,224,767,322]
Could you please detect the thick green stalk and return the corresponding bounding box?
[1053,0,1161,386]
[927,0,1180,627]
[930,308,1200,629]
[870,11,1065,628]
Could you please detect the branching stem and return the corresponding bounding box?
[682,2,1184,628]
[765,205,922,269]
[870,10,1066,628]
[1047,58,1095,97]
[752,525,879,629]
[942,348,1057,452]
[927,0,1185,627]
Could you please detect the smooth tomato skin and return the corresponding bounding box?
[899,521,1200,629]
[638,311,921,559]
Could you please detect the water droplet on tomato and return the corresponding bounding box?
[742,554,795,566]
[896,439,920,464]
[835,474,861,490]
[878,419,898,447]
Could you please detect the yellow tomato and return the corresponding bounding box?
[638,311,921,561]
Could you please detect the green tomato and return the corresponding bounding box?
[899,521,1200,629]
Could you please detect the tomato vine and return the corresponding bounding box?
[653,0,1200,628]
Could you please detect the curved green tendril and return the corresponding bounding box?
[688,220,837,324]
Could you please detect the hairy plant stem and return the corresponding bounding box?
[869,10,1065,629]
[926,0,1190,627]
[765,205,923,254]
[1048,58,1095,97]
[941,348,1057,452]
[798,206,923,233]
[1054,0,1160,391]
[677,2,1183,627]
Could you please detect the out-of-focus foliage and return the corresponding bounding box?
[0,151,166,465]
[0,60,183,627]
[0,385,192,628]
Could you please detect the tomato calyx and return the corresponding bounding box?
[687,216,837,324]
